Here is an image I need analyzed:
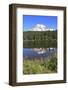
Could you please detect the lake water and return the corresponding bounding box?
[23,48,57,60]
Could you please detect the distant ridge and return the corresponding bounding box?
[24,24,56,31]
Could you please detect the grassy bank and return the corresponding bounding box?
[23,56,57,74]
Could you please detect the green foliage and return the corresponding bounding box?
[23,31,57,48]
[47,56,57,72]
[23,56,57,74]
[23,31,57,41]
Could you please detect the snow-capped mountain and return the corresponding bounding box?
[32,24,55,31]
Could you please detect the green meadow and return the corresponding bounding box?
[23,55,57,74]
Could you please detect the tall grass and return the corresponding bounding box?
[23,56,57,74]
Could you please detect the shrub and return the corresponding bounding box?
[47,56,57,72]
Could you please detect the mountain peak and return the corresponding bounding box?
[33,24,47,31]
[32,24,55,31]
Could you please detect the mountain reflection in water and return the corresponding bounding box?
[23,48,57,60]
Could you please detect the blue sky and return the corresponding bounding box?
[23,15,57,31]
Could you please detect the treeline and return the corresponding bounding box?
[23,31,57,48]
[23,31,57,41]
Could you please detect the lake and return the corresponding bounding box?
[23,48,57,60]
